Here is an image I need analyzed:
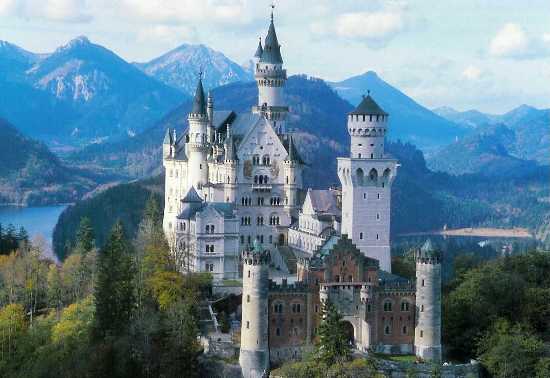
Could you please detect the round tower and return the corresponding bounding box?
[207,91,214,143]
[223,124,238,203]
[414,239,442,362]
[283,135,301,218]
[187,77,209,189]
[253,9,288,134]
[240,242,271,378]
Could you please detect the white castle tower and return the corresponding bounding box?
[252,10,287,135]
[337,94,398,272]
[240,242,271,378]
[187,76,209,190]
[414,239,442,362]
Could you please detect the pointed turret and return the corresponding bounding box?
[254,37,263,59]
[224,124,237,161]
[163,128,172,144]
[260,12,283,64]
[191,77,207,115]
[287,135,295,161]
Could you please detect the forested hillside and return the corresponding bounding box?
[0,118,98,205]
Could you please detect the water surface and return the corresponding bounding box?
[0,205,67,261]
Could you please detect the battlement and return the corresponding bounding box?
[242,249,271,265]
[268,279,310,293]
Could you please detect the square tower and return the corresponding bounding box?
[337,94,398,272]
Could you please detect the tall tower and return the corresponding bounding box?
[253,10,288,135]
[337,94,398,272]
[414,239,442,362]
[283,135,301,218]
[223,124,238,203]
[240,242,270,378]
[187,77,209,190]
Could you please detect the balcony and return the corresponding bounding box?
[252,184,272,192]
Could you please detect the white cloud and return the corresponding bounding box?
[0,0,92,22]
[118,0,261,26]
[489,23,529,58]
[462,65,482,80]
[489,23,550,59]
[136,24,197,48]
[310,3,410,48]
[336,11,404,40]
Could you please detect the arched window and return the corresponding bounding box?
[402,325,408,335]
[369,168,378,181]
[401,301,410,311]
[254,176,258,184]
[356,168,364,185]
[384,325,391,335]
[383,300,392,312]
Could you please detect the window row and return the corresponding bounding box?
[383,300,411,312]
[254,175,269,185]
[205,224,215,234]
[252,155,271,166]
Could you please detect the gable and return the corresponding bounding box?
[302,191,315,216]
[236,116,286,161]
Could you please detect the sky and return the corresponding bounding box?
[0,0,549,113]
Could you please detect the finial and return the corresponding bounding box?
[198,67,203,80]
[270,2,275,21]
[367,89,371,95]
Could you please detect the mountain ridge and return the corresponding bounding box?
[134,43,253,95]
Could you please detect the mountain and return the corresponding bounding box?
[427,125,540,176]
[432,107,492,130]
[0,40,41,81]
[0,118,99,205]
[0,37,187,145]
[435,104,550,164]
[135,44,253,95]
[328,71,466,148]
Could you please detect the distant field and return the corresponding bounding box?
[398,227,532,238]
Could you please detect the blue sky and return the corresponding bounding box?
[0,0,549,113]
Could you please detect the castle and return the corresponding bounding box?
[162,11,441,377]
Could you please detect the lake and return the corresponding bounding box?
[0,205,67,261]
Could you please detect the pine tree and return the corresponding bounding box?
[94,221,135,339]
[75,217,95,255]
[316,302,352,365]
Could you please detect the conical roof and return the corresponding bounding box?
[163,128,172,144]
[191,78,207,115]
[260,17,283,64]
[254,38,263,58]
[224,127,237,161]
[182,186,203,203]
[350,94,388,116]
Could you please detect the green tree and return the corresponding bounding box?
[477,319,543,378]
[75,217,95,255]
[94,221,135,339]
[535,357,550,378]
[316,302,352,365]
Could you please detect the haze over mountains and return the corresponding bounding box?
[431,104,549,172]
[0,118,97,205]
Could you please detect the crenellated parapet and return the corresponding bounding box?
[242,249,271,266]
